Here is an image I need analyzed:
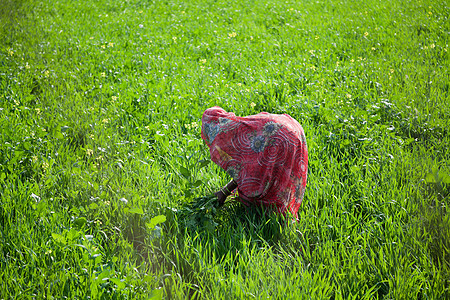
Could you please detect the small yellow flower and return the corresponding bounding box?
[25,63,30,69]
[145,125,150,130]
[112,96,118,101]
[172,36,177,42]
[101,72,106,77]
[102,118,109,124]
[96,156,103,161]
[315,35,319,40]
[390,69,394,73]
[7,49,13,56]
[42,162,49,170]
[32,156,38,163]
[139,10,143,13]
[430,44,435,49]
[371,47,376,51]
[250,102,256,108]
[250,36,254,40]
[199,59,207,64]
[35,108,41,115]
[108,42,114,47]
[45,249,52,255]
[351,59,355,63]
[104,201,110,205]
[185,123,191,130]
[346,94,352,99]
[181,11,185,14]
[44,70,50,77]
[94,219,102,225]
[237,83,242,86]
[228,32,237,38]
[364,32,369,37]
[428,11,432,15]
[86,148,93,156]
[191,121,198,128]
[310,65,316,71]
[101,45,106,49]
[309,50,315,55]
[90,37,94,39]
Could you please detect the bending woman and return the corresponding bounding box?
[201,106,308,218]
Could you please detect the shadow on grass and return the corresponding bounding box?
[148,195,296,298]
[416,179,450,277]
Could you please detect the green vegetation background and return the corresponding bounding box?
[1,0,449,298]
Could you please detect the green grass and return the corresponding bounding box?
[1,0,449,298]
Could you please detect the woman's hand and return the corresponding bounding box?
[215,180,238,206]
[215,190,227,206]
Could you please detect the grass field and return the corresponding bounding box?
[1,0,449,298]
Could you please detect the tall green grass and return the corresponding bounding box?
[1,0,449,298]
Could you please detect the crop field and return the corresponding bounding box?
[1,0,449,298]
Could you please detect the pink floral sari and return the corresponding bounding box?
[201,107,308,218]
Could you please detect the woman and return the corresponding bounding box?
[201,106,308,218]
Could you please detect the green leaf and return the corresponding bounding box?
[90,282,99,298]
[73,217,87,229]
[425,173,436,183]
[442,173,450,184]
[350,165,360,173]
[149,288,163,300]
[95,269,110,282]
[193,180,203,188]
[147,215,166,230]
[55,131,64,140]
[67,228,81,242]
[179,166,191,179]
[128,207,144,215]
[110,278,126,290]
[198,159,210,169]
[23,142,31,150]
[52,233,67,245]
[36,200,47,215]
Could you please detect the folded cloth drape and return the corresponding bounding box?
[201,106,308,218]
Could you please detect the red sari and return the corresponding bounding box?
[201,107,308,218]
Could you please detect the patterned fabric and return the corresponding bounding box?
[201,106,308,218]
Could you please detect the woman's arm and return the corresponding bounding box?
[215,180,238,206]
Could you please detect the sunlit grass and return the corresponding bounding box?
[1,0,449,298]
